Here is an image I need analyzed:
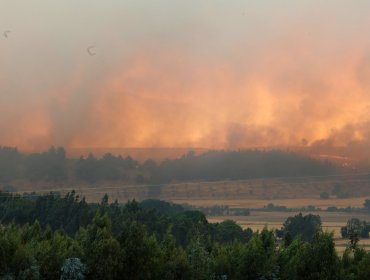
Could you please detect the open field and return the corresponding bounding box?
[9,172,370,206]
[14,187,370,210]
[171,197,368,209]
[207,211,370,254]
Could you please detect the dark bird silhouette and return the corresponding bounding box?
[3,30,10,38]
[87,45,96,56]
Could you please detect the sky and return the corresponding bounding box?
[1,1,370,159]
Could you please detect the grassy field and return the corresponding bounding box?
[12,173,370,205]
[14,182,369,209]
[207,211,370,254]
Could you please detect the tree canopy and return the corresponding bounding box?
[0,194,369,279]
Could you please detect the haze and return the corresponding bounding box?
[1,1,370,160]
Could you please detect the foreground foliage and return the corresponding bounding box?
[0,194,370,279]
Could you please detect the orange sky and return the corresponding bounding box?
[1,1,370,160]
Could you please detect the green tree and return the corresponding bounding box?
[211,241,244,280]
[293,232,339,280]
[237,229,278,279]
[119,221,163,280]
[187,238,211,280]
[214,220,248,243]
[281,213,322,242]
[79,211,122,280]
[279,237,305,279]
[36,229,81,279]
[342,246,370,279]
[60,258,87,280]
[160,231,189,280]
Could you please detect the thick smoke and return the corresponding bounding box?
[1,1,370,161]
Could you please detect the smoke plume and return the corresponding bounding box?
[1,1,370,161]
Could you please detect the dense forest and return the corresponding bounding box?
[0,147,335,185]
[0,192,370,279]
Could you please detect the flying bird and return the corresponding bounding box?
[87,45,96,56]
[3,30,10,38]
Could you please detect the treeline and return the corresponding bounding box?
[1,193,370,279]
[0,147,336,185]
[0,147,139,183]
[190,205,251,217]
[149,150,335,183]
[0,192,252,246]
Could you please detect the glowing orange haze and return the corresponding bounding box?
[1,5,370,162]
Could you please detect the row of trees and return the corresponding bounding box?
[0,192,252,246]
[0,146,336,184]
[0,147,68,182]
[0,147,140,183]
[149,150,336,183]
[1,193,370,279]
[191,205,251,217]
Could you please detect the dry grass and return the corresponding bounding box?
[13,185,370,210]
[10,173,370,204]
[171,197,368,209]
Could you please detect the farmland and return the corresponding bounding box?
[12,176,370,254]
[6,162,370,256]
[12,171,370,204]
[207,211,370,254]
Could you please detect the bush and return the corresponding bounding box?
[281,213,322,241]
[341,218,370,238]
[364,199,370,213]
[327,206,338,212]
[320,192,329,200]
[2,185,17,192]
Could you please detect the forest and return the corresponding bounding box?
[0,192,370,279]
[0,147,335,185]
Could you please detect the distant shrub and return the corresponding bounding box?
[320,192,329,200]
[327,206,338,212]
[305,205,319,211]
[332,183,342,195]
[343,206,353,213]
[192,205,250,216]
[264,203,288,211]
[341,218,370,238]
[364,199,370,213]
[336,192,350,199]
[2,185,17,192]
[232,208,251,216]
[332,184,352,199]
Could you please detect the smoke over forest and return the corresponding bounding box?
[1,1,370,162]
